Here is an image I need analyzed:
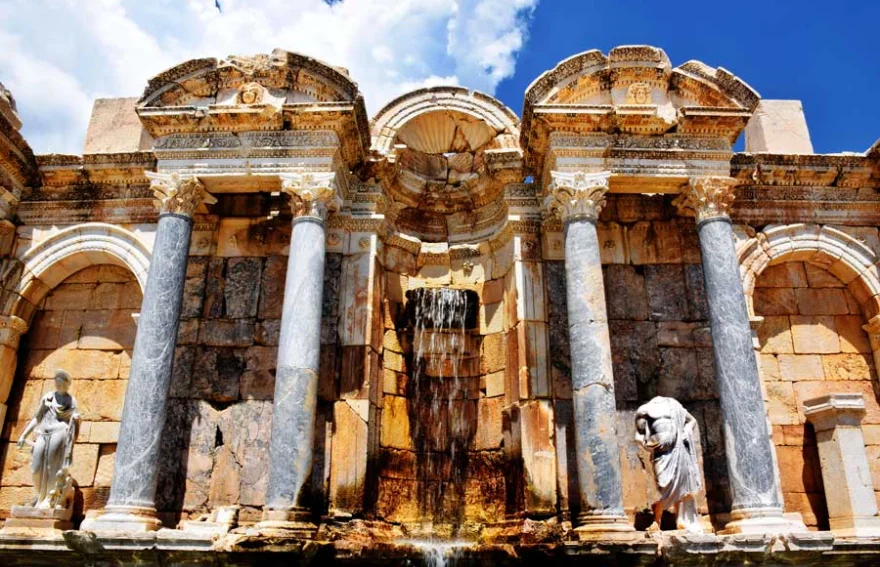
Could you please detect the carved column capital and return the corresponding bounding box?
[544,170,611,224]
[279,172,341,222]
[674,176,738,223]
[146,172,216,217]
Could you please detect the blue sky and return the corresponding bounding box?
[1,0,877,154]
[496,0,880,153]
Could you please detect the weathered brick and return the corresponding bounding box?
[795,288,849,315]
[777,354,824,381]
[821,353,872,381]
[790,315,840,354]
[754,288,798,315]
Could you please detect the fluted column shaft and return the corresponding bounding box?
[677,177,784,531]
[262,172,340,530]
[104,173,215,529]
[545,171,631,533]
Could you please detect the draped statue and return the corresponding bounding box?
[635,396,704,534]
[16,369,81,512]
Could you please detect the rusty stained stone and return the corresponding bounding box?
[258,255,287,319]
[516,321,550,399]
[627,220,683,265]
[518,400,557,516]
[197,319,255,348]
[380,395,412,450]
[513,261,546,323]
[339,345,379,399]
[473,396,503,450]
[604,265,648,321]
[329,399,369,515]
[339,252,376,347]
[202,257,226,318]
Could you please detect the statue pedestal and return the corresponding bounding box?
[0,505,73,535]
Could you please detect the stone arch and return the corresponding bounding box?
[370,86,520,156]
[738,224,880,319]
[10,223,150,324]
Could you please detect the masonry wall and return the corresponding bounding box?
[155,209,342,526]
[0,264,141,521]
[755,260,880,529]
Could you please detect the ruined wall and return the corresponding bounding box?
[154,209,342,526]
[0,265,141,521]
[754,261,880,529]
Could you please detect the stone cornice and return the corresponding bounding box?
[674,176,738,223]
[280,171,341,221]
[544,170,611,223]
[146,171,217,216]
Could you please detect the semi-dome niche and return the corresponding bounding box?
[370,87,522,243]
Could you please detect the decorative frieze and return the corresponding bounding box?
[544,171,611,223]
[146,171,217,216]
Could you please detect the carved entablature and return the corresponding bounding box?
[522,45,758,181]
[368,87,521,245]
[0,82,38,211]
[136,48,369,169]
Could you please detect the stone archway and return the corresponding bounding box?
[738,223,880,529]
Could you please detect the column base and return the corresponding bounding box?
[79,505,163,533]
[571,513,635,541]
[830,515,880,538]
[719,507,807,535]
[253,508,317,539]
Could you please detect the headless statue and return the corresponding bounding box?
[635,396,703,534]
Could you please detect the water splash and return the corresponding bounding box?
[404,539,471,567]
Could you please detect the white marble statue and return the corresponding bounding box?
[635,396,704,534]
[16,369,80,511]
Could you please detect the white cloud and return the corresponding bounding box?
[0,0,538,154]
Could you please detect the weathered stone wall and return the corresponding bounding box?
[153,212,342,526]
[0,264,141,521]
[755,261,879,529]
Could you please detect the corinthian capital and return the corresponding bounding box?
[544,171,611,223]
[279,172,341,221]
[674,177,738,223]
[146,172,216,217]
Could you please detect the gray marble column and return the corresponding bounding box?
[545,171,632,535]
[259,172,340,534]
[677,177,792,534]
[85,172,215,532]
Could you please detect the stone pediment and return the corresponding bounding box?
[521,46,759,178]
[135,48,370,168]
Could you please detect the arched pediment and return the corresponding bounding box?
[139,48,361,108]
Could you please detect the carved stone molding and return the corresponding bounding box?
[146,172,216,217]
[544,170,611,223]
[0,314,27,349]
[674,176,738,223]
[279,172,341,222]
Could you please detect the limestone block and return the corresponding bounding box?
[0,347,17,402]
[77,309,138,350]
[339,253,377,346]
[821,353,872,381]
[83,97,153,153]
[380,396,412,450]
[329,400,369,515]
[760,354,781,381]
[795,288,849,316]
[339,346,379,399]
[765,382,800,425]
[609,320,658,402]
[645,264,689,321]
[473,397,503,450]
[93,445,115,487]
[745,100,813,154]
[777,354,824,382]
[255,319,280,346]
[0,487,33,514]
[69,443,100,487]
[224,257,262,318]
[197,319,255,347]
[480,333,506,375]
[485,371,505,398]
[604,265,648,321]
[756,262,808,288]
[759,316,795,354]
[517,322,550,398]
[258,255,287,319]
[191,348,243,402]
[70,380,127,421]
[837,315,872,353]
[519,400,557,515]
[628,221,682,264]
[597,222,627,264]
[202,257,226,317]
[88,421,120,444]
[790,315,840,354]
[480,301,504,335]
[208,446,241,506]
[177,319,200,345]
[0,441,31,485]
[754,288,798,316]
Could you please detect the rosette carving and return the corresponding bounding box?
[544,170,611,223]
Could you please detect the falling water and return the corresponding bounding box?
[406,287,476,527]
[403,539,470,567]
